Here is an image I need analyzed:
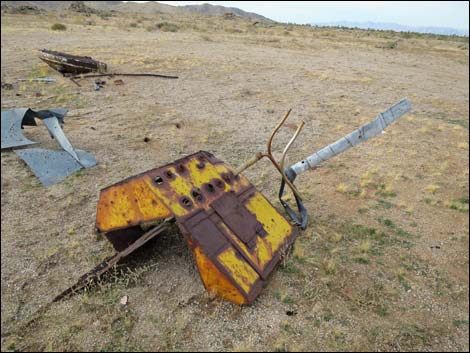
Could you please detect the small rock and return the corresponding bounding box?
[120,295,128,305]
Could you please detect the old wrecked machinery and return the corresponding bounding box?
[38,49,179,84]
[38,49,107,75]
[59,98,412,306]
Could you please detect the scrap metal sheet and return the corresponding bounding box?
[15,148,97,186]
[42,117,81,163]
[1,109,38,149]
[22,108,69,126]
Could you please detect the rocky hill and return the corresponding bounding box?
[1,1,271,20]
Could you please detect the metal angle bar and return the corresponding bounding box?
[289,98,412,175]
[52,221,171,302]
[42,117,81,164]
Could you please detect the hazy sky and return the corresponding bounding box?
[157,1,469,30]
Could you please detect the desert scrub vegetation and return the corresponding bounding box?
[51,22,67,31]
[146,21,179,32]
[155,21,179,32]
[444,197,469,213]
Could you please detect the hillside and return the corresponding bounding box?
[1,1,272,20]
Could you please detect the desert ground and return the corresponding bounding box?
[1,9,469,352]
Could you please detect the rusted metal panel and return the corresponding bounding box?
[95,150,299,304]
[96,151,251,232]
[211,191,266,249]
[38,49,107,75]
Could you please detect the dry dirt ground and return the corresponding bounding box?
[1,11,469,352]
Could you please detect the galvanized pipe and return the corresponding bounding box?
[288,98,412,176]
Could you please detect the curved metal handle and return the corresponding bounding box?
[234,109,308,229]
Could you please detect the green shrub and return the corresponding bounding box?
[51,23,67,31]
[155,22,179,32]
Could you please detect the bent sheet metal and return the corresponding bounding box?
[1,108,97,186]
[95,151,299,304]
[15,148,97,186]
[1,109,38,149]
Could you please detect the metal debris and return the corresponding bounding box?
[15,148,97,186]
[93,151,299,305]
[38,49,107,75]
[237,98,413,229]
[1,108,97,186]
[18,78,56,83]
[53,222,169,302]
[1,108,68,149]
[42,117,81,163]
[94,79,106,91]
[53,99,412,306]
[72,73,179,82]
[1,109,38,149]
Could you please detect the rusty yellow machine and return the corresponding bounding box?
[55,99,412,305]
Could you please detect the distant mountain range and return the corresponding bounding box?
[1,1,271,21]
[2,2,468,37]
[311,21,469,37]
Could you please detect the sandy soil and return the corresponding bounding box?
[1,11,469,351]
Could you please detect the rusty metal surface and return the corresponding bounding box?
[96,151,245,233]
[211,191,266,249]
[38,49,107,75]
[95,151,299,305]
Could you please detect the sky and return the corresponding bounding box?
[156,1,470,30]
